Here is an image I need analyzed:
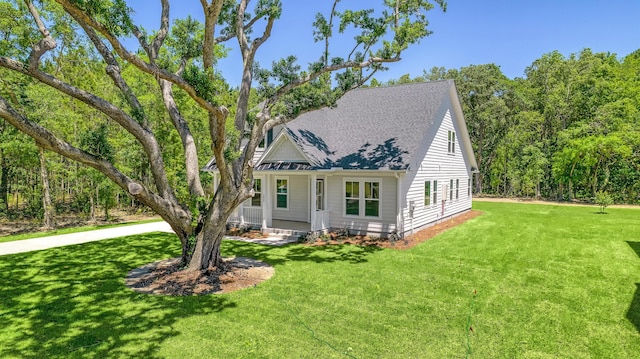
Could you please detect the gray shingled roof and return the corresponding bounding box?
[281,80,454,170]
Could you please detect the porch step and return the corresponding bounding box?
[264,228,307,240]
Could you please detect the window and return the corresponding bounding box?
[276,178,288,209]
[345,179,380,217]
[316,179,324,211]
[364,181,379,217]
[468,178,471,197]
[456,179,459,200]
[433,180,438,204]
[258,129,274,149]
[449,179,454,201]
[345,181,360,215]
[251,178,262,207]
[424,181,431,206]
[448,130,456,154]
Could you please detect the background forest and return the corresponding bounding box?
[1,46,639,222]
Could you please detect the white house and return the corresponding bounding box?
[204,80,478,238]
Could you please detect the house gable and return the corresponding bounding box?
[258,130,311,165]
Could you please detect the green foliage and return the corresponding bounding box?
[69,0,133,36]
[79,123,114,161]
[387,47,640,204]
[595,191,613,213]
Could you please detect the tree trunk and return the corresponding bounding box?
[39,146,55,229]
[0,148,8,213]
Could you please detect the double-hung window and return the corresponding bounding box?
[468,178,471,197]
[433,180,438,204]
[345,181,360,215]
[251,178,262,207]
[316,179,324,211]
[364,181,380,217]
[276,177,288,209]
[456,179,459,200]
[449,179,454,201]
[424,181,431,206]
[345,179,380,217]
[448,130,456,154]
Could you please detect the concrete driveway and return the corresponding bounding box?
[0,221,174,256]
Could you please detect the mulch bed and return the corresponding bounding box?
[125,256,274,296]
[306,210,483,250]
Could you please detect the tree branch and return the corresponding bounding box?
[24,0,56,69]
[55,0,223,117]
[0,56,176,200]
[0,95,192,236]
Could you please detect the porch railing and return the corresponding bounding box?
[228,206,263,226]
[312,210,330,231]
[242,207,263,225]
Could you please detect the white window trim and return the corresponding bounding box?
[424,180,431,207]
[449,179,454,201]
[274,176,289,210]
[316,179,325,211]
[448,130,456,154]
[247,176,263,208]
[433,180,438,205]
[456,179,460,200]
[343,178,382,219]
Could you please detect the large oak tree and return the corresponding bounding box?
[0,0,445,271]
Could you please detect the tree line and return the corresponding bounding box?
[2,46,639,227]
[375,48,640,204]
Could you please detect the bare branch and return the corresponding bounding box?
[266,56,400,108]
[213,12,263,44]
[24,0,56,69]
[55,0,223,116]
[150,0,171,59]
[201,0,226,69]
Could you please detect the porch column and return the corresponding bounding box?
[310,174,317,231]
[263,175,272,229]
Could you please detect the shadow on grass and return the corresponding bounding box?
[0,233,236,358]
[222,239,384,266]
[627,241,640,333]
[0,233,384,357]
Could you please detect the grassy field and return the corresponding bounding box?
[0,218,163,244]
[0,202,638,358]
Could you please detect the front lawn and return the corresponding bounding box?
[0,202,638,358]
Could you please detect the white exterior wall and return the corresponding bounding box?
[325,174,398,236]
[272,174,309,222]
[401,104,472,235]
[252,126,285,163]
[267,138,307,162]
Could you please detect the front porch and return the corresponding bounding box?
[223,173,331,234]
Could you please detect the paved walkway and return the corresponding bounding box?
[0,222,297,256]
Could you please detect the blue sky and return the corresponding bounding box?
[129,0,640,86]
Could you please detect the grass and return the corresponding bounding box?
[0,202,638,358]
[0,218,162,243]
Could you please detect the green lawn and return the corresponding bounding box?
[0,218,162,243]
[0,202,638,358]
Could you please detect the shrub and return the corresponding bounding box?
[595,191,614,214]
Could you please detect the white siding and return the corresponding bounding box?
[402,104,473,235]
[253,126,285,163]
[272,175,309,222]
[325,174,398,236]
[264,136,307,162]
